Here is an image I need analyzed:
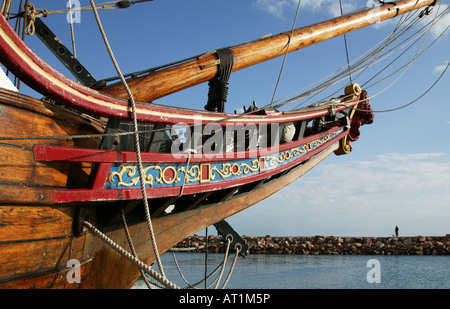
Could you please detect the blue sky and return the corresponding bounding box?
[8,0,450,237]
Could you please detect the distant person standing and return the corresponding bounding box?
[395,226,399,237]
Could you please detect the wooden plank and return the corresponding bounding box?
[0,89,104,134]
[0,205,74,242]
[0,98,101,150]
[0,183,55,204]
[0,259,92,289]
[0,95,104,204]
[0,233,92,280]
[0,145,70,187]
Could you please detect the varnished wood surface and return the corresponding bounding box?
[0,91,100,288]
[0,89,103,204]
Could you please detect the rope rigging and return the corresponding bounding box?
[339,0,353,85]
[269,0,302,107]
[274,5,448,113]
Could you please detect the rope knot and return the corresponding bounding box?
[24,2,49,35]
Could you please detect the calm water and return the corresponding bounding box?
[133,252,449,289]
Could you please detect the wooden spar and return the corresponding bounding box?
[101,0,438,102]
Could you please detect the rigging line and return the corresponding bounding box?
[287,9,437,110]
[120,208,153,289]
[269,31,392,108]
[293,20,431,110]
[344,60,449,113]
[89,0,166,278]
[0,0,12,16]
[339,0,353,84]
[83,221,179,289]
[0,130,138,141]
[295,11,424,107]
[214,236,232,289]
[350,0,440,87]
[205,226,208,289]
[364,30,441,89]
[364,3,440,100]
[220,247,240,289]
[375,61,448,112]
[270,8,419,110]
[351,10,423,83]
[170,251,198,289]
[309,11,431,105]
[332,20,449,114]
[169,242,231,289]
[306,3,431,105]
[318,18,448,116]
[269,0,302,107]
[362,8,448,88]
[367,18,450,90]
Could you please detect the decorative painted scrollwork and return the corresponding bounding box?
[106,128,343,189]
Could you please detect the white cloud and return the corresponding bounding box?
[433,60,449,74]
[253,0,366,20]
[252,0,296,19]
[424,3,450,39]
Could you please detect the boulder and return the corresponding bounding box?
[403,238,413,246]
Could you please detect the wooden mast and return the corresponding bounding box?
[101,0,437,102]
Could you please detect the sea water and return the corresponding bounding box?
[132,252,449,289]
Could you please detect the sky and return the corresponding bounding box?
[4,0,450,237]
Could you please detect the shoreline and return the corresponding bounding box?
[172,234,450,255]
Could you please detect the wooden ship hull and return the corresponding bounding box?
[0,86,359,288]
[0,0,438,288]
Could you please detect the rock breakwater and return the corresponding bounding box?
[173,234,450,255]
